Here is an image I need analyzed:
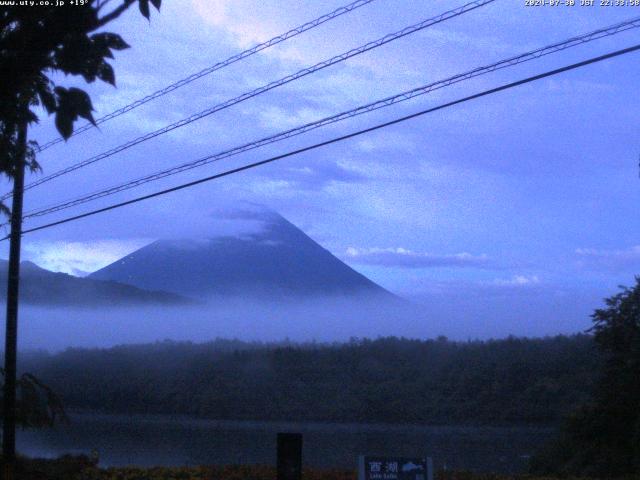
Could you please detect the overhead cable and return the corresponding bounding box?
[10,43,640,239]
[20,16,640,221]
[35,0,378,152]
[5,0,495,201]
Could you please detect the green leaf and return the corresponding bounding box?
[54,110,73,139]
[38,87,57,114]
[53,33,111,83]
[53,86,95,138]
[97,62,115,86]
[139,0,150,19]
[67,87,95,125]
[26,141,41,173]
[91,32,130,52]
[33,75,57,114]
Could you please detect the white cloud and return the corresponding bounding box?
[344,247,489,269]
[490,275,540,287]
[396,273,548,300]
[258,105,332,130]
[190,0,312,62]
[191,0,274,47]
[575,245,640,270]
[23,239,151,276]
[356,131,416,153]
[576,245,640,258]
[546,78,616,95]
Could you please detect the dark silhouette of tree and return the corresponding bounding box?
[0,369,66,429]
[531,277,640,477]
[0,2,161,475]
[0,0,161,210]
[21,335,599,425]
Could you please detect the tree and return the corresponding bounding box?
[1,0,161,188]
[0,369,67,430]
[531,277,640,477]
[0,1,161,476]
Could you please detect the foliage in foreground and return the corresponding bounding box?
[531,278,640,477]
[9,455,639,480]
[0,368,67,428]
[0,0,161,199]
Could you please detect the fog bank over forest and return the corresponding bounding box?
[2,290,599,351]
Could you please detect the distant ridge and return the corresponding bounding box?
[90,208,395,300]
[0,260,190,306]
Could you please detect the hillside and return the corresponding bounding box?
[0,260,190,306]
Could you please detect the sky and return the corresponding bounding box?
[3,0,640,340]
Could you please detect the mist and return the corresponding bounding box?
[7,295,412,351]
[3,289,599,352]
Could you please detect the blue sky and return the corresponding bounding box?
[3,0,640,338]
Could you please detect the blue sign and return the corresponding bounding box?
[358,456,433,480]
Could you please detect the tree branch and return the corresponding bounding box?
[96,0,115,11]
[95,0,136,29]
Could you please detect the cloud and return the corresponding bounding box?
[397,273,548,303]
[22,239,151,276]
[292,161,367,188]
[210,202,275,221]
[356,131,416,154]
[206,203,283,236]
[258,105,333,130]
[253,160,367,194]
[343,247,489,269]
[575,245,640,270]
[546,79,616,95]
[191,0,277,47]
[418,27,510,56]
[190,0,314,63]
[490,275,540,287]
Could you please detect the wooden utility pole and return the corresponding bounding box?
[2,119,27,480]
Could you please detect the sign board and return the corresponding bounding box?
[358,456,433,480]
[277,433,302,480]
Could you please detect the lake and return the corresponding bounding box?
[17,413,555,473]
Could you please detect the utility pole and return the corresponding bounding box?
[2,119,27,480]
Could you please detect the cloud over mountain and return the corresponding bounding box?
[89,209,395,300]
[344,247,489,269]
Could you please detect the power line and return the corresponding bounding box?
[4,0,495,201]
[18,15,640,221]
[35,0,378,152]
[9,43,640,240]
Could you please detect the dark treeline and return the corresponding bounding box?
[20,335,599,425]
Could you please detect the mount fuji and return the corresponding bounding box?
[89,208,396,302]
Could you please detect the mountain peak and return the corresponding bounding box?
[90,209,393,300]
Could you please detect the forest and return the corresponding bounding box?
[20,334,599,425]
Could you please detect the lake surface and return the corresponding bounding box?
[17,413,555,473]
